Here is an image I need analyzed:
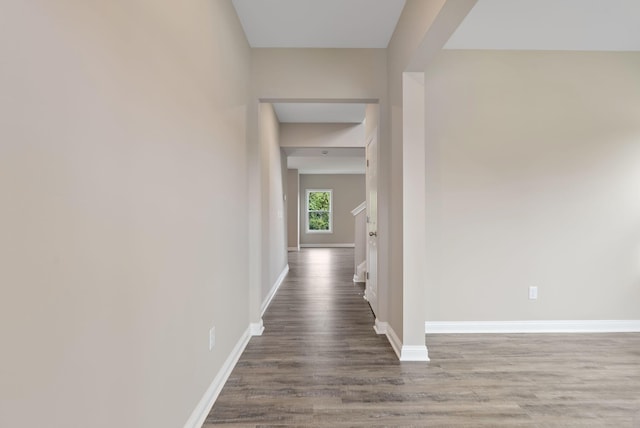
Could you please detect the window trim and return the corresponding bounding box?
[305,189,333,234]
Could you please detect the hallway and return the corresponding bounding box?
[205,249,640,427]
[206,248,398,426]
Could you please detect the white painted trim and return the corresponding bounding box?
[401,346,430,361]
[250,319,264,336]
[300,243,355,248]
[385,324,402,359]
[353,274,365,283]
[364,286,373,303]
[384,324,430,361]
[373,319,388,335]
[351,201,366,216]
[183,326,251,428]
[287,246,300,252]
[425,320,640,334]
[261,265,289,317]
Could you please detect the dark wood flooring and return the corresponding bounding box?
[205,248,640,427]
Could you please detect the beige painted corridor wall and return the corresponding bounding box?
[0,1,251,427]
[260,103,289,302]
[424,51,640,321]
[287,170,300,249]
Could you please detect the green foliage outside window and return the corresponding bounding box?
[309,212,330,230]
[307,191,331,231]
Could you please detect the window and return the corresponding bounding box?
[306,189,332,233]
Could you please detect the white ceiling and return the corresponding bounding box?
[231,0,406,48]
[285,147,365,174]
[445,0,640,51]
[233,0,640,52]
[273,103,366,123]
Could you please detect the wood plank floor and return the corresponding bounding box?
[205,248,640,427]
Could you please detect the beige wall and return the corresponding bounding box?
[424,50,640,321]
[365,104,380,144]
[287,170,300,249]
[252,48,387,100]
[260,103,288,303]
[299,175,366,246]
[402,73,427,351]
[0,1,251,427]
[280,123,366,148]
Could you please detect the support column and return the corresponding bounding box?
[401,72,428,361]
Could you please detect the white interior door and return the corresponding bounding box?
[365,135,378,316]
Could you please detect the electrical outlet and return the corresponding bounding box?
[209,326,216,350]
[529,286,538,300]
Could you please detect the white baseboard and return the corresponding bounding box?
[183,326,251,428]
[386,324,402,358]
[287,246,299,252]
[300,243,355,248]
[364,287,373,303]
[250,319,264,336]
[401,345,430,361]
[261,264,289,317]
[373,319,388,335]
[386,324,430,362]
[425,320,640,334]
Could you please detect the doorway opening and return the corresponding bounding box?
[252,99,382,326]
